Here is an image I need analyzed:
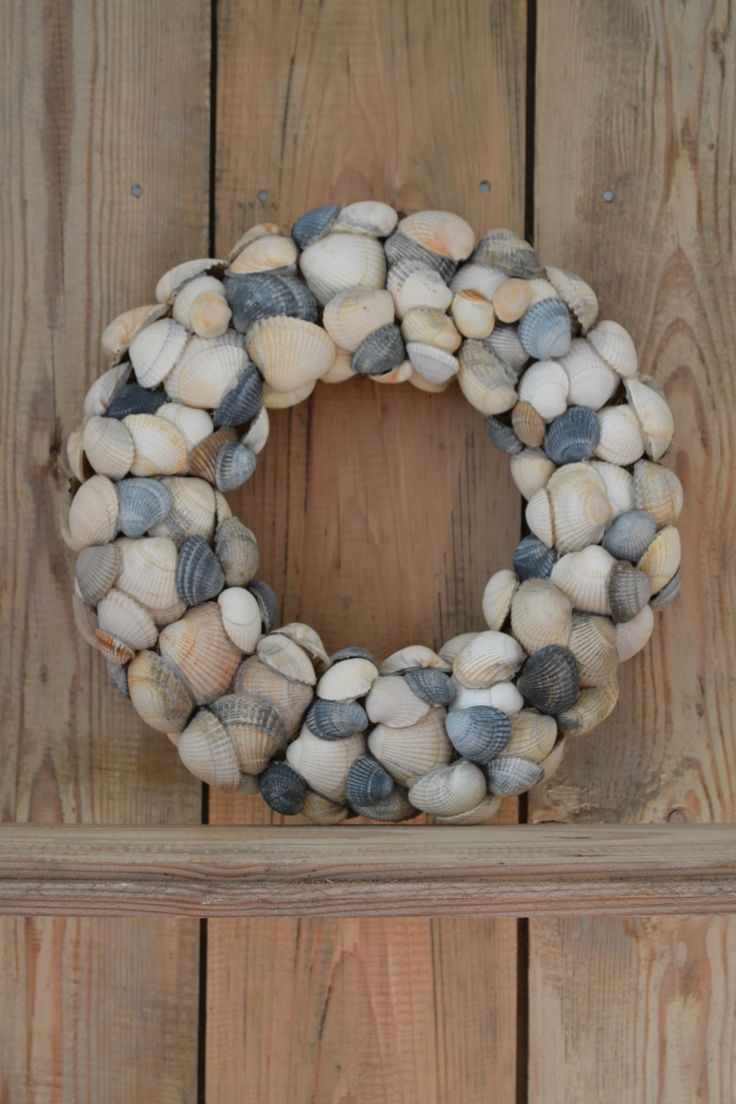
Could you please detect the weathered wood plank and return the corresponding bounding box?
[530,1,736,1100]
[0,1,209,1098]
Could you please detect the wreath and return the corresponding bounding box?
[63,202,683,824]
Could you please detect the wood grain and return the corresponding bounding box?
[208,0,526,1099]
[0,1,209,1098]
[530,2,736,1100]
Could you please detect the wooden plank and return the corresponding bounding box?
[209,0,527,1098]
[529,2,736,1101]
[0,1,209,1099]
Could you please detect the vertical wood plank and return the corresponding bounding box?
[208,1,527,1100]
[0,1,209,1098]
[530,2,736,1101]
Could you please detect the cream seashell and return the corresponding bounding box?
[568,613,618,687]
[233,656,313,738]
[127,650,195,734]
[116,535,179,613]
[172,275,226,328]
[228,234,297,275]
[159,601,241,704]
[389,265,453,319]
[84,363,131,418]
[550,546,616,614]
[367,708,451,786]
[637,526,681,594]
[401,308,461,352]
[502,710,558,763]
[214,490,231,525]
[214,517,259,586]
[527,277,559,305]
[164,333,247,408]
[518,359,569,420]
[632,460,684,527]
[246,315,336,392]
[322,288,395,352]
[434,793,502,825]
[595,404,645,465]
[333,200,398,237]
[439,633,479,666]
[406,342,459,384]
[263,380,316,408]
[286,726,365,802]
[190,292,232,340]
[510,448,556,500]
[450,289,495,339]
[156,403,214,450]
[510,578,572,654]
[482,568,518,630]
[188,427,236,483]
[217,587,262,653]
[75,543,121,605]
[587,320,638,377]
[65,425,88,483]
[624,377,674,460]
[124,414,189,477]
[228,223,280,259]
[557,675,619,736]
[380,645,451,674]
[448,679,496,712]
[408,370,453,394]
[588,460,634,519]
[545,267,598,333]
[473,229,543,278]
[241,406,270,454]
[156,259,222,303]
[525,489,554,546]
[398,210,475,261]
[546,463,612,554]
[408,759,487,817]
[149,476,216,544]
[257,633,316,685]
[365,675,431,727]
[458,341,517,415]
[278,623,330,670]
[94,628,136,665]
[616,604,654,662]
[178,710,241,790]
[453,630,525,689]
[493,278,532,323]
[301,790,349,825]
[372,359,413,385]
[299,232,386,305]
[97,588,158,651]
[488,681,525,715]
[129,317,189,389]
[101,304,168,363]
[451,262,506,300]
[82,415,134,479]
[317,656,379,700]
[539,737,566,780]
[68,474,119,549]
[210,694,286,773]
[558,338,619,410]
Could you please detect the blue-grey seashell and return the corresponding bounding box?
[214,516,259,586]
[224,272,319,333]
[384,232,456,281]
[248,579,277,632]
[517,644,580,715]
[117,477,172,538]
[608,561,652,623]
[445,706,511,763]
[404,667,456,706]
[471,229,545,278]
[176,535,224,606]
[518,298,572,360]
[213,364,263,428]
[106,383,166,419]
[346,756,394,807]
[513,535,556,581]
[487,755,544,796]
[544,405,600,464]
[351,324,405,376]
[259,760,307,815]
[305,699,369,740]
[329,645,376,664]
[482,322,529,373]
[649,567,681,610]
[348,784,418,822]
[107,658,129,697]
[214,442,257,493]
[291,204,341,250]
[601,510,657,562]
[485,416,524,454]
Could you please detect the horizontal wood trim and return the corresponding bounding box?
[0,824,734,917]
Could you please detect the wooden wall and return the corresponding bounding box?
[1,1,733,1101]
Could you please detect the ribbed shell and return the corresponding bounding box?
[557,338,617,409]
[544,406,601,465]
[632,460,684,527]
[228,234,297,275]
[602,510,657,562]
[513,536,556,581]
[301,791,350,825]
[97,588,158,652]
[75,543,121,605]
[210,693,286,773]
[607,561,652,623]
[116,535,179,614]
[299,232,386,305]
[225,272,319,333]
[85,363,131,417]
[511,448,556,500]
[518,298,571,360]
[178,710,241,790]
[403,667,456,707]
[433,793,502,825]
[472,230,544,279]
[595,404,645,465]
[557,675,619,736]
[482,569,518,630]
[214,442,257,492]
[408,759,487,817]
[352,324,406,376]
[545,267,599,333]
[157,403,214,450]
[388,263,454,318]
[616,605,654,662]
[367,708,452,786]
[398,210,475,261]
[127,649,195,733]
[322,287,395,352]
[345,757,395,807]
[568,613,619,687]
[106,383,166,420]
[453,631,525,689]
[458,341,517,415]
[159,602,241,705]
[502,710,558,763]
[451,289,495,339]
[510,578,572,654]
[512,401,546,447]
[257,633,316,685]
[82,416,135,479]
[365,675,430,727]
[259,761,307,815]
[348,786,418,823]
[334,201,398,237]
[123,414,189,477]
[550,546,616,614]
[317,657,379,701]
[493,277,532,323]
[587,320,638,377]
[149,477,216,544]
[246,315,336,391]
[217,587,262,653]
[650,568,681,610]
[546,462,612,554]
[164,335,247,409]
[176,535,224,606]
[487,755,544,796]
[451,262,507,300]
[518,359,569,420]
[248,579,278,633]
[286,726,366,802]
[588,460,634,519]
[486,416,523,454]
[68,475,120,549]
[130,317,189,389]
[517,644,580,714]
[233,656,312,737]
[445,706,511,763]
[305,699,369,741]
[214,517,259,586]
[291,204,341,249]
[637,526,681,594]
[212,365,263,428]
[380,645,450,674]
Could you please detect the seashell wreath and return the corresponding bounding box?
[62,203,683,825]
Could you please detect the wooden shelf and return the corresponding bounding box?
[1,823,734,918]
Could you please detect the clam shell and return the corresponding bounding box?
[487,755,544,796]
[449,680,525,716]
[450,289,495,339]
[116,535,179,613]
[401,308,461,352]
[439,633,479,666]
[607,561,652,623]
[317,656,379,701]
[513,536,556,581]
[228,224,280,258]
[106,383,166,420]
[176,534,224,605]
[403,667,456,707]
[75,543,122,605]
[550,546,616,614]
[190,291,232,339]
[458,341,517,415]
[518,298,571,360]
[518,359,569,420]
[127,649,195,733]
[129,317,189,389]
[493,278,532,323]
[94,630,136,664]
[445,706,511,763]
[259,761,307,815]
[546,462,612,554]
[246,315,335,392]
[331,645,377,663]
[558,338,618,410]
[286,726,365,802]
[305,699,369,741]
[637,526,681,594]
[68,475,119,549]
[388,264,453,318]
[212,365,263,428]
[371,359,413,385]
[557,675,619,736]
[82,416,135,479]
[472,230,544,278]
[345,756,395,807]
[248,580,278,633]
[178,710,241,790]
[65,424,89,483]
[545,267,598,333]
[349,785,418,823]
[483,322,530,373]
[217,587,262,653]
[510,578,572,654]
[124,414,189,477]
[156,259,222,303]
[210,693,286,772]
[398,210,475,261]
[510,448,556,500]
[526,277,559,307]
[214,442,257,492]
[602,510,657,562]
[525,488,554,546]
[334,201,398,237]
[263,380,316,408]
[595,404,645,465]
[433,793,502,825]
[276,623,330,671]
[164,333,247,408]
[101,304,168,363]
[568,613,618,687]
[242,406,270,454]
[225,271,319,333]
[233,655,312,737]
[408,759,487,817]
[486,416,523,454]
[482,568,518,630]
[616,604,654,662]
[588,460,634,519]
[587,320,638,377]
[291,204,341,250]
[632,460,684,527]
[451,262,507,300]
[97,588,158,651]
[301,791,350,825]
[320,347,354,384]
[544,406,600,465]
[502,710,558,763]
[157,403,214,450]
[228,234,297,275]
[215,491,231,525]
[299,232,386,305]
[189,428,238,484]
[84,363,131,417]
[149,476,216,544]
[322,287,395,352]
[159,601,241,704]
[257,633,316,685]
[367,708,452,785]
[453,630,525,689]
[624,377,674,461]
[406,342,459,385]
[352,324,405,376]
[379,645,451,674]
[512,400,546,447]
[517,644,579,715]
[409,368,451,393]
[172,275,226,328]
[365,675,430,727]
[650,567,681,610]
[384,233,456,279]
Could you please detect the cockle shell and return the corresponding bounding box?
[403,667,456,707]
[291,205,341,250]
[97,588,158,651]
[228,234,298,275]
[172,275,226,328]
[546,463,612,554]
[637,525,681,594]
[229,224,280,258]
[217,587,262,653]
[176,535,224,606]
[379,645,451,674]
[116,478,172,540]
[545,267,599,333]
[502,710,558,763]
[650,568,681,610]
[214,442,257,492]
[510,448,556,499]
[388,264,453,318]
[345,757,395,807]
[616,604,654,662]
[350,785,418,823]
[439,633,478,666]
[595,404,645,465]
[248,580,277,632]
[116,536,179,614]
[299,232,386,305]
[512,400,546,447]
[410,368,452,392]
[510,578,572,654]
[68,475,119,549]
[317,656,379,701]
[259,760,307,815]
[93,628,135,664]
[127,649,195,733]
[602,510,657,562]
[518,298,571,360]
[445,706,511,762]
[189,428,237,483]
[322,351,359,385]
[101,304,168,363]
[178,710,241,790]
[276,623,330,671]
[75,543,122,605]
[557,675,619,737]
[352,325,405,376]
[632,460,684,528]
[129,317,189,389]
[305,699,369,741]
[246,315,336,392]
[334,200,398,237]
[401,308,461,352]
[557,338,618,410]
[257,633,316,685]
[518,359,569,420]
[398,210,475,261]
[242,406,270,454]
[164,333,247,408]
[286,726,365,802]
[385,232,457,277]
[263,380,317,407]
[458,341,517,415]
[210,694,286,773]
[588,460,634,519]
[322,287,395,352]
[607,561,652,624]
[65,424,89,483]
[212,365,263,429]
[367,708,452,786]
[451,262,506,300]
[215,491,232,524]
[544,406,601,465]
[587,320,638,377]
[106,383,166,420]
[483,322,530,373]
[225,271,319,333]
[487,755,544,796]
[624,377,674,461]
[123,414,189,477]
[190,292,232,340]
[157,403,214,449]
[450,289,495,339]
[82,415,135,479]
[493,278,532,323]
[453,630,525,689]
[487,417,523,454]
[365,675,430,727]
[482,569,518,630]
[107,658,129,697]
[406,342,459,385]
[525,277,559,307]
[517,644,579,714]
[567,613,618,687]
[149,476,216,544]
[301,790,349,825]
[408,759,487,817]
[371,359,413,385]
[513,535,556,581]
[155,259,222,303]
[213,517,259,587]
[233,656,313,737]
[159,601,241,705]
[472,229,544,278]
[550,545,616,614]
[434,793,502,825]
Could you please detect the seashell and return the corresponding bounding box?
[409,369,452,394]
[398,210,475,262]
[241,405,269,454]
[439,633,479,666]
[371,359,413,385]
[602,510,657,562]
[127,649,195,733]
[365,675,431,727]
[319,347,355,384]
[305,699,369,741]
[349,785,418,823]
[557,338,618,410]
[107,659,129,697]
[486,416,523,454]
[334,200,398,237]
[291,204,341,250]
[546,463,612,554]
[65,424,89,483]
[190,292,232,339]
[217,587,262,653]
[176,534,224,605]
[129,317,189,389]
[124,414,189,477]
[451,262,507,300]
[409,759,487,817]
[502,710,558,763]
[450,289,495,339]
[352,324,406,376]
[401,308,461,352]
[257,633,316,685]
[157,403,214,450]
[434,793,502,825]
[518,298,571,360]
[210,694,286,772]
[116,535,179,613]
[106,383,167,420]
[276,623,330,671]
[550,546,616,614]
[299,232,386,305]
[445,706,510,763]
[68,475,119,549]
[384,233,457,279]
[525,488,554,546]
[379,645,451,674]
[75,543,122,605]
[94,629,136,664]
[172,275,226,328]
[453,630,525,689]
[487,755,544,796]
[368,708,452,785]
[212,365,263,429]
[149,476,216,544]
[518,359,569,420]
[317,656,379,701]
[513,535,556,581]
[72,588,100,649]
[189,427,237,484]
[233,655,312,737]
[248,579,278,633]
[545,267,598,333]
[214,442,257,492]
[567,613,618,687]
[155,259,222,303]
[538,735,565,780]
[228,224,281,259]
[607,561,652,623]
[97,588,158,651]
[322,287,395,352]
[214,490,231,524]
[212,518,259,591]
[587,320,638,377]
[512,400,546,447]
[246,315,335,392]
[632,460,684,527]
[101,304,168,363]
[511,448,556,499]
[481,569,518,631]
[263,380,316,407]
[286,726,365,802]
[403,667,456,707]
[345,757,394,807]
[259,760,307,815]
[84,363,131,417]
[624,376,674,461]
[159,602,241,705]
[406,342,459,385]
[388,264,453,319]
[517,644,579,714]
[483,322,530,373]
[557,675,619,736]
[637,526,681,594]
[511,578,572,654]
[301,790,350,825]
[178,710,241,790]
[472,229,544,278]
[228,234,297,275]
[225,271,319,333]
[493,278,532,323]
[82,416,135,479]
[449,680,524,715]
[588,460,634,519]
[544,406,600,465]
[164,333,247,409]
[595,404,645,466]
[650,567,681,610]
[458,341,517,414]
[616,604,654,662]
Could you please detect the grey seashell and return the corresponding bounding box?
[214,442,257,493]
[601,510,657,562]
[346,756,394,806]
[518,298,572,360]
[348,783,418,822]
[472,229,545,279]
[215,517,259,586]
[305,699,369,740]
[259,760,307,815]
[106,384,166,419]
[351,324,405,376]
[650,567,681,610]
[212,364,263,428]
[75,543,122,604]
[404,667,456,706]
[291,204,341,250]
[176,535,224,606]
[224,272,319,333]
[483,322,529,373]
[106,658,129,697]
[384,233,456,281]
[248,579,277,632]
[117,477,172,538]
[544,406,600,464]
[487,755,544,796]
[486,416,524,454]
[517,644,580,715]
[608,561,652,623]
[445,706,511,763]
[513,535,556,581]
[330,645,376,664]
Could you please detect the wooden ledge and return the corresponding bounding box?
[0,823,734,918]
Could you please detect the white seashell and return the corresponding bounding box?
[129,317,189,389]
[368,708,451,786]
[277,623,330,670]
[557,677,619,737]
[257,633,316,685]
[482,568,518,630]
[159,602,241,705]
[511,578,572,653]
[286,727,365,802]
[587,320,638,377]
[97,588,158,651]
[449,679,523,716]
[439,633,478,666]
[127,650,195,734]
[595,404,645,465]
[189,291,232,340]
[589,460,634,519]
[116,536,179,613]
[550,546,616,614]
[217,587,262,653]
[637,525,681,594]
[164,333,247,408]
[450,289,495,339]
[518,360,569,420]
[263,380,316,408]
[433,793,502,825]
[214,490,232,524]
[380,645,451,674]
[68,474,119,549]
[624,377,674,461]
[389,266,453,319]
[149,476,215,544]
[228,223,280,260]
[234,656,313,738]
[502,710,558,763]
[84,363,131,418]
[558,338,619,410]
[616,604,654,661]
[545,267,598,333]
[527,277,559,306]
[406,342,459,385]
[365,675,430,727]
[546,463,612,553]
[408,370,453,394]
[525,489,554,546]
[101,304,168,363]
[65,425,88,482]
[246,315,336,392]
[408,759,487,817]
[398,210,475,261]
[372,359,413,384]
[123,414,189,476]
[451,263,506,300]
[228,234,297,274]
[300,232,386,305]
[178,710,241,790]
[155,259,221,303]
[317,657,379,701]
[493,278,532,323]
[82,415,134,479]
[401,308,461,352]
[156,402,213,450]
[172,275,226,328]
[333,201,398,237]
[322,288,395,352]
[241,406,270,453]
[568,612,618,687]
[511,448,556,500]
[453,630,525,689]
[458,341,517,415]
[632,460,684,527]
